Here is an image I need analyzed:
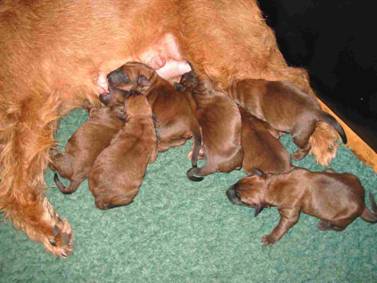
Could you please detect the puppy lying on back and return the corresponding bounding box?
[227,167,377,245]
[103,62,201,153]
[179,71,243,181]
[240,107,291,174]
[89,91,158,210]
[227,79,347,160]
[50,90,126,194]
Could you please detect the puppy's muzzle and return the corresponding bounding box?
[226,185,242,205]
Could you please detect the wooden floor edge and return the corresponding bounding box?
[318,99,377,173]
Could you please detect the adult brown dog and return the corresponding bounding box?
[240,108,291,174]
[228,79,347,160]
[51,99,124,194]
[104,62,201,153]
[0,0,338,256]
[184,71,243,181]
[227,168,377,245]
[89,91,157,210]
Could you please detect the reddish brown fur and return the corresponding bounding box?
[227,168,377,245]
[228,79,346,161]
[239,108,291,174]
[184,72,243,180]
[88,92,157,210]
[50,95,125,194]
[105,62,201,152]
[0,0,338,255]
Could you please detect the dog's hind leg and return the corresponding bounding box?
[53,174,83,194]
[186,162,217,182]
[291,121,316,160]
[95,188,139,210]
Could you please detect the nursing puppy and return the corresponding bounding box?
[228,79,347,160]
[0,0,339,256]
[240,108,291,174]
[227,168,377,245]
[89,91,157,210]
[50,91,126,194]
[181,71,243,181]
[104,62,201,153]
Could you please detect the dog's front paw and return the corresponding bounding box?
[261,234,276,246]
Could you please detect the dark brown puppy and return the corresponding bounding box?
[227,167,377,245]
[104,62,201,153]
[240,107,291,174]
[89,91,157,210]
[181,71,243,181]
[50,92,125,194]
[228,79,347,160]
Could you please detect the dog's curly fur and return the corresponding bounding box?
[0,0,338,256]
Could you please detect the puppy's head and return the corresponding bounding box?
[107,62,156,93]
[176,71,199,91]
[98,88,129,120]
[226,168,268,217]
[124,90,152,119]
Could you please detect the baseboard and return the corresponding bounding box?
[318,98,377,172]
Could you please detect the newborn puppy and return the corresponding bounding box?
[50,91,126,194]
[89,91,158,210]
[228,79,347,160]
[105,61,157,94]
[240,107,291,174]
[181,71,243,181]
[227,167,377,245]
[104,61,201,153]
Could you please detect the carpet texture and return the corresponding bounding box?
[0,109,376,282]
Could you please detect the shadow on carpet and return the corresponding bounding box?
[1,109,376,282]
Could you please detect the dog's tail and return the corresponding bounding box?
[361,192,377,223]
[53,173,81,194]
[319,112,347,144]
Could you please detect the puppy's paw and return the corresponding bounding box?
[291,149,307,160]
[186,167,204,182]
[261,234,276,246]
[317,220,332,231]
[187,147,205,160]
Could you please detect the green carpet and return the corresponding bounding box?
[0,109,376,282]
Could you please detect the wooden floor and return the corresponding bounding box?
[319,98,377,172]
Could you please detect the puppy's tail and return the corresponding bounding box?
[361,192,377,223]
[53,173,81,194]
[319,112,347,144]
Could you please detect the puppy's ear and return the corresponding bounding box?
[254,204,265,217]
[137,74,150,87]
[174,82,185,92]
